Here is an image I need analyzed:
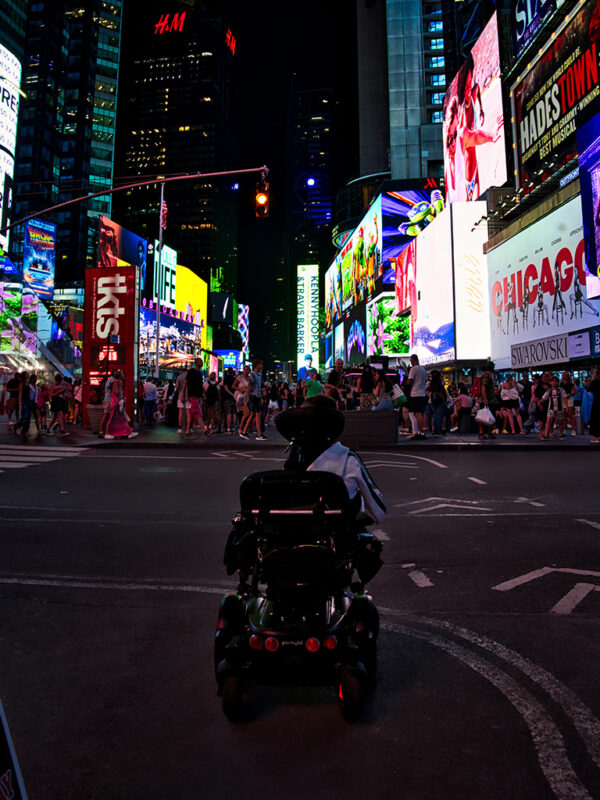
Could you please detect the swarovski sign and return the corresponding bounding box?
[511,333,568,368]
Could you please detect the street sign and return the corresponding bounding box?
[0,699,28,799]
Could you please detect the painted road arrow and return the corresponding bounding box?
[493,567,600,615]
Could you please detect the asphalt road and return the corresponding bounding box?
[0,445,599,800]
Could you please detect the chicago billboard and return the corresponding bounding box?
[442,12,506,204]
[488,197,600,368]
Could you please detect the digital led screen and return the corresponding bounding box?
[297,264,319,370]
[215,349,243,370]
[412,208,455,365]
[576,109,600,299]
[344,307,367,366]
[0,45,21,253]
[237,303,250,358]
[487,197,600,368]
[338,199,381,311]
[383,186,444,292]
[23,219,56,300]
[367,293,410,357]
[324,331,333,371]
[139,305,202,372]
[443,12,506,203]
[324,262,342,329]
[451,202,492,361]
[175,264,208,348]
[334,322,345,363]
[98,216,147,288]
[512,0,600,195]
[512,0,559,60]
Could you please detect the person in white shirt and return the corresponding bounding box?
[406,354,428,439]
[143,377,158,426]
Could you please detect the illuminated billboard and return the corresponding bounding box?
[324,261,342,329]
[367,293,410,357]
[412,208,455,365]
[512,0,561,59]
[22,219,56,300]
[382,186,444,287]
[452,203,491,361]
[576,110,600,299]
[338,199,381,311]
[487,197,600,368]
[237,304,250,359]
[344,307,367,366]
[443,12,506,203]
[98,216,148,289]
[334,322,344,363]
[0,45,21,252]
[297,264,319,370]
[175,264,208,348]
[512,1,600,195]
[153,242,177,311]
[139,305,202,373]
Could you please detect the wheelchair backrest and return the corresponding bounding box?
[239,469,351,515]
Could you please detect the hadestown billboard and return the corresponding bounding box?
[488,197,600,369]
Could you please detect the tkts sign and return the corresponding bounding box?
[82,266,138,423]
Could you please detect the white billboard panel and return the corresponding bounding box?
[412,208,455,365]
[0,45,22,252]
[452,202,491,361]
[297,264,319,370]
[487,197,600,369]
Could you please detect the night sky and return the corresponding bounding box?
[220,0,359,359]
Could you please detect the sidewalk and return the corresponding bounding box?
[1,420,597,450]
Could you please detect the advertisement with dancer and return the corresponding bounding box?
[488,197,600,368]
[443,12,506,203]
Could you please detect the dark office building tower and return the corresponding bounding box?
[114,1,239,293]
[0,1,27,64]
[11,0,122,284]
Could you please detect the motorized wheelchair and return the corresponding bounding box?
[215,444,383,722]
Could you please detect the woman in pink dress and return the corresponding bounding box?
[105,374,137,439]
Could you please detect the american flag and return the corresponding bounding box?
[160,199,168,230]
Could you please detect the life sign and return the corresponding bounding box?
[0,700,28,800]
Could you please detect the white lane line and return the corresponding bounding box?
[399,613,600,771]
[209,451,230,458]
[383,621,593,800]
[0,575,229,595]
[577,518,600,531]
[550,584,600,615]
[360,451,448,470]
[0,446,86,455]
[394,497,483,507]
[468,476,487,485]
[0,455,61,462]
[407,570,434,588]
[364,463,418,469]
[0,463,35,469]
[371,528,390,542]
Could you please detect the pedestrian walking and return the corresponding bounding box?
[203,372,221,436]
[427,370,447,437]
[406,354,427,439]
[560,371,577,436]
[240,359,267,440]
[500,375,525,435]
[357,365,376,412]
[46,373,70,436]
[105,371,137,439]
[222,367,237,433]
[143,377,158,426]
[175,367,189,434]
[541,375,567,439]
[4,371,21,430]
[477,364,497,440]
[13,372,34,441]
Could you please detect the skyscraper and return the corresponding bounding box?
[12,0,123,284]
[114,1,239,293]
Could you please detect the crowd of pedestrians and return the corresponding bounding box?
[0,370,84,441]
[394,361,600,444]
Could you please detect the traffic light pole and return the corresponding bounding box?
[0,165,269,239]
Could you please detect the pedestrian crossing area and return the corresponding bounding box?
[0,443,87,474]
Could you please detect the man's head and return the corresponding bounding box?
[304,354,312,366]
[195,358,203,370]
[410,354,419,366]
[335,358,343,371]
[253,359,263,372]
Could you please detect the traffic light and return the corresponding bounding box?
[255,180,269,218]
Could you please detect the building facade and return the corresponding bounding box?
[114,1,239,294]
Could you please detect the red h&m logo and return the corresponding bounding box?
[154,12,186,35]
[225,28,236,55]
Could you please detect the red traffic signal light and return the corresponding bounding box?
[255,181,269,217]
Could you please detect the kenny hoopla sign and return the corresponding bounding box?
[297,264,319,370]
[488,197,600,368]
[82,266,139,422]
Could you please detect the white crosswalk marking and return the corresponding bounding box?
[0,444,87,474]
